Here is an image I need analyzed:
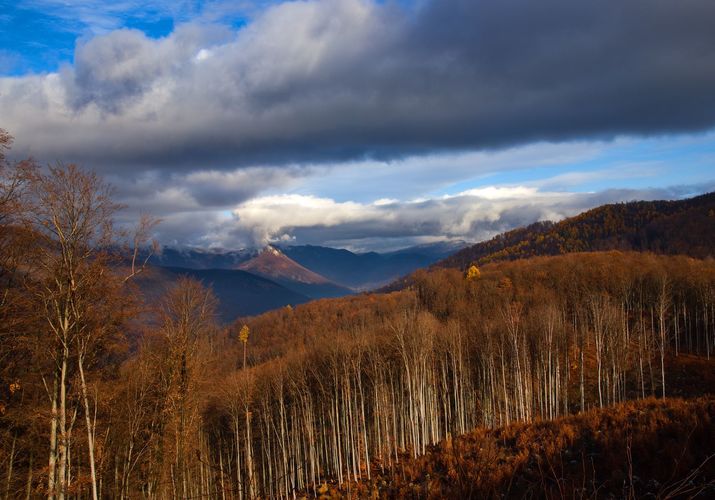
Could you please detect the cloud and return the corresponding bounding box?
[4,0,715,252]
[2,0,715,172]
[107,164,308,219]
[183,166,310,206]
[201,184,713,251]
[230,194,380,245]
[301,140,607,202]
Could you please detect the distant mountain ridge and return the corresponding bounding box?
[146,241,467,291]
[439,191,715,270]
[148,247,256,269]
[278,240,467,290]
[136,241,467,320]
[238,246,330,284]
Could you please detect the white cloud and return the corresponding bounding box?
[217,185,675,249]
[373,198,398,206]
[230,194,379,244]
[453,186,540,200]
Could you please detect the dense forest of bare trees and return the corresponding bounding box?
[197,253,714,499]
[2,129,715,498]
[347,396,715,498]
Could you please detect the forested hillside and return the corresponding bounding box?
[326,396,715,498]
[153,253,715,498]
[2,129,715,498]
[441,192,715,269]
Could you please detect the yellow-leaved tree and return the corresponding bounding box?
[239,325,250,345]
[465,264,481,280]
[237,323,253,496]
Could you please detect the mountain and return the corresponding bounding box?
[277,245,388,289]
[148,247,256,269]
[237,246,352,299]
[136,265,309,322]
[143,242,467,293]
[440,191,715,270]
[279,241,466,290]
[384,239,468,260]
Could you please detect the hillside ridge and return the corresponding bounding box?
[439,191,715,270]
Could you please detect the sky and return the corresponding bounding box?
[1,0,715,252]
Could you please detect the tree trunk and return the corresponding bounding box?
[78,352,99,500]
[24,454,33,500]
[57,344,68,500]
[4,434,15,500]
[47,373,58,499]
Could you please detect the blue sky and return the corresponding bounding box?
[0,0,254,74]
[1,0,715,250]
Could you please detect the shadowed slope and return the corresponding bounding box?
[136,265,310,322]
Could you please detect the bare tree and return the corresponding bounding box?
[158,277,217,498]
[123,214,161,282]
[25,164,121,500]
[655,275,670,398]
[0,128,11,163]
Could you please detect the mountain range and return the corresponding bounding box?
[279,241,465,289]
[139,240,467,321]
[140,192,715,321]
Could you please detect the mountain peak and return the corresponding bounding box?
[239,245,330,284]
[262,245,283,257]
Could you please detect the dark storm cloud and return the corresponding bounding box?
[2,0,715,172]
[106,165,308,224]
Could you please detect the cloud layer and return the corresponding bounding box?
[3,0,715,250]
[3,0,715,171]
[138,183,712,252]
